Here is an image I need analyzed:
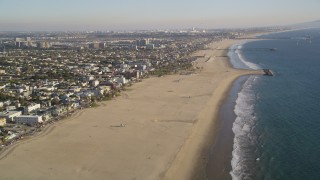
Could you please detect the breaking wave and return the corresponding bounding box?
[228,42,260,70]
[230,76,260,180]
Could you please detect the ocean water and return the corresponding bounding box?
[229,28,320,180]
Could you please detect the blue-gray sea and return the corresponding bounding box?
[228,28,320,180]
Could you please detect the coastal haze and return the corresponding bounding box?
[0,0,320,180]
[1,0,320,31]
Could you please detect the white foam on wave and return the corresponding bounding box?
[230,76,259,180]
[228,41,260,70]
[235,45,260,70]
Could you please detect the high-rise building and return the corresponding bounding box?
[99,42,106,48]
[15,38,25,42]
[15,37,32,47]
[25,37,31,41]
[0,41,5,53]
[136,40,141,46]
[136,39,150,46]
[89,42,100,49]
[88,42,106,49]
[37,42,51,49]
[146,44,155,50]
[15,41,21,47]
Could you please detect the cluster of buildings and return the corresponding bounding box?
[15,37,32,48]
[136,39,155,50]
[15,37,51,49]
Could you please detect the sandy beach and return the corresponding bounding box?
[0,38,262,180]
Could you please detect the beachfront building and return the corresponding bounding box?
[0,118,6,126]
[14,115,43,126]
[99,86,112,94]
[115,76,127,85]
[25,103,41,114]
[0,111,22,123]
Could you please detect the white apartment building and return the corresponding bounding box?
[26,103,41,113]
[14,115,43,126]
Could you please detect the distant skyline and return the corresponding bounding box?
[0,0,320,31]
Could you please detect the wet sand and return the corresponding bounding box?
[206,76,251,180]
[0,39,263,180]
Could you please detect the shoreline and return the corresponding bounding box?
[0,38,263,180]
[206,76,251,180]
[162,40,263,180]
[204,32,275,180]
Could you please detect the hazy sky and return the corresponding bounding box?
[0,0,319,31]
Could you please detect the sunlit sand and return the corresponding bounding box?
[0,39,262,180]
